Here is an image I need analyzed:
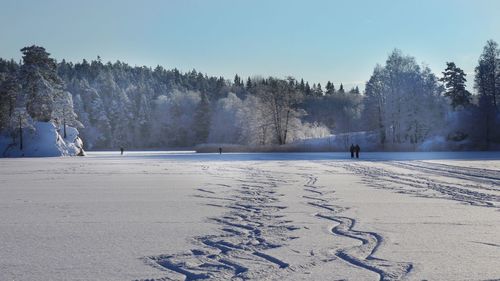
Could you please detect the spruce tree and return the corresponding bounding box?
[440,62,471,110]
[325,81,335,95]
[246,77,252,90]
[338,83,345,94]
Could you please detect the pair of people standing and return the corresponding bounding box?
[349,144,360,158]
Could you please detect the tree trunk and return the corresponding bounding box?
[283,109,290,145]
[19,116,23,151]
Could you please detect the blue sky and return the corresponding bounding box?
[0,0,499,91]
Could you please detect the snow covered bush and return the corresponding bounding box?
[1,122,84,157]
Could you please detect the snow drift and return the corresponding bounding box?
[1,122,85,157]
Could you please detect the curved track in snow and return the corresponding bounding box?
[301,174,413,281]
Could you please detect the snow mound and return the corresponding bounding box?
[2,122,85,157]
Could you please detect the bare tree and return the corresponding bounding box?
[256,77,303,145]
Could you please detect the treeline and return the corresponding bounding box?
[363,41,500,149]
[0,40,499,151]
[0,48,359,149]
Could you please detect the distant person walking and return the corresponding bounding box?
[219,147,222,154]
[349,144,355,158]
[355,144,360,158]
[120,147,124,155]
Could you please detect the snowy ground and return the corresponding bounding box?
[0,152,499,281]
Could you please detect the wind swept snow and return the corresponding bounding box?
[0,152,499,281]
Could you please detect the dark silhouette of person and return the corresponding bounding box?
[219,147,222,154]
[349,144,355,158]
[120,147,124,155]
[355,144,360,158]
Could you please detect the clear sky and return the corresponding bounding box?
[0,0,499,91]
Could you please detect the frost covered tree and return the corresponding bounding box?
[133,93,151,146]
[19,46,63,122]
[239,95,274,145]
[193,92,211,143]
[475,40,500,111]
[474,40,500,146]
[52,91,82,138]
[9,108,33,150]
[362,50,445,146]
[0,74,20,130]
[256,77,303,145]
[208,93,243,144]
[68,78,110,148]
[440,62,471,110]
[152,90,200,146]
[362,65,386,145]
[6,44,494,151]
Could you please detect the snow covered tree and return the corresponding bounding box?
[9,107,33,150]
[239,95,274,145]
[19,46,63,122]
[208,93,243,144]
[134,93,151,146]
[52,91,82,138]
[440,62,471,110]
[193,92,211,143]
[362,50,445,146]
[362,65,386,144]
[475,40,500,111]
[0,74,19,130]
[474,40,500,146]
[152,90,200,146]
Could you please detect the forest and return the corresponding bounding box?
[0,40,499,151]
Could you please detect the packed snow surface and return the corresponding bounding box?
[0,152,499,280]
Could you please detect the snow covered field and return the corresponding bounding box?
[0,152,499,281]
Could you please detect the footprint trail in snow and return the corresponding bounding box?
[143,166,298,280]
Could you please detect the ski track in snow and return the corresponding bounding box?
[140,165,299,280]
[339,161,500,209]
[138,158,498,281]
[387,161,500,190]
[301,174,413,281]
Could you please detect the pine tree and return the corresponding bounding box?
[19,46,63,122]
[246,77,252,90]
[440,62,471,110]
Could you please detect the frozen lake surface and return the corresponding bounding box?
[1,151,499,280]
